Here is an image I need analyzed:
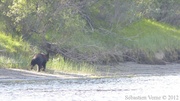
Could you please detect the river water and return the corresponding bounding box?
[0,75,180,101]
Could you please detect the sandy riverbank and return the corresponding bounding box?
[1,62,180,80]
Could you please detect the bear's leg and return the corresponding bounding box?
[42,62,46,71]
[37,64,42,72]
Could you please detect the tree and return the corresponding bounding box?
[4,0,86,39]
[144,0,180,27]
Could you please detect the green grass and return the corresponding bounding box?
[47,19,180,53]
[0,32,32,68]
[44,19,180,64]
[1,18,180,73]
[0,32,96,74]
[47,55,95,74]
[119,19,180,52]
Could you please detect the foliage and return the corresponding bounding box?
[0,32,30,53]
[0,0,180,68]
[2,0,179,37]
[3,0,86,40]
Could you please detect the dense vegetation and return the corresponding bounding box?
[0,0,180,72]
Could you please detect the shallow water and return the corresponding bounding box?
[0,75,180,101]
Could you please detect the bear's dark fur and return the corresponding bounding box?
[30,52,49,72]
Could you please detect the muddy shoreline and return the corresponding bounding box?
[96,62,180,77]
[1,62,180,80]
[0,68,90,81]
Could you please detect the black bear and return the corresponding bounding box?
[30,52,49,72]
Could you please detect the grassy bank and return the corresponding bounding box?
[0,31,95,74]
[119,19,180,64]
[47,55,95,74]
[44,19,180,64]
[0,32,31,68]
[119,19,180,52]
[1,18,180,73]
